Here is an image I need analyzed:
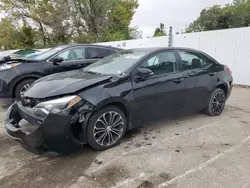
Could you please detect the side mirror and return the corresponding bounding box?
[51,57,64,65]
[137,68,154,78]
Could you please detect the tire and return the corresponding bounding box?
[14,79,36,101]
[205,88,226,116]
[87,106,127,150]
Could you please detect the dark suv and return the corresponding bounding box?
[0,44,120,101]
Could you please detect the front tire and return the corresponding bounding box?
[87,106,127,150]
[14,79,36,101]
[206,88,226,116]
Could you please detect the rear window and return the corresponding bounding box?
[86,47,117,59]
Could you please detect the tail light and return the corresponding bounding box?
[225,65,232,75]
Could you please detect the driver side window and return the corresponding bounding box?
[140,51,177,75]
[57,51,69,60]
[56,47,86,61]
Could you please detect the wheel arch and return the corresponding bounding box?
[101,102,128,119]
[11,74,42,98]
[93,98,133,130]
[216,82,229,98]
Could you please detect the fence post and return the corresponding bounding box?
[168,26,173,47]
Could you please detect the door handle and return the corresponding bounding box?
[172,77,185,83]
[209,72,216,76]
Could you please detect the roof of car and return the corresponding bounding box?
[128,47,203,52]
[127,47,214,58]
[57,44,122,51]
[126,47,217,63]
[55,45,206,56]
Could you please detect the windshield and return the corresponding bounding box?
[13,49,38,56]
[83,50,148,75]
[32,47,63,60]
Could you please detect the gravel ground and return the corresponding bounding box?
[1,87,250,188]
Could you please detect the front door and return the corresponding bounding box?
[131,50,186,123]
[177,50,218,111]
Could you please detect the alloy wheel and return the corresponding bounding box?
[20,84,31,98]
[93,111,125,147]
[211,90,225,115]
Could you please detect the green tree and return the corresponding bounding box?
[106,0,139,41]
[73,0,139,43]
[0,18,21,49]
[1,0,72,47]
[186,5,226,32]
[0,0,140,47]
[186,0,250,33]
[153,23,167,37]
[0,18,37,49]
[129,26,142,39]
[19,25,36,48]
[233,0,247,5]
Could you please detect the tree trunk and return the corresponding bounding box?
[38,22,46,47]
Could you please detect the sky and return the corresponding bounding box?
[131,0,233,38]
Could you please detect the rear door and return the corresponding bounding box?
[177,50,218,110]
[131,50,186,122]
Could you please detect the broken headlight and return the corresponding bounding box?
[34,95,82,115]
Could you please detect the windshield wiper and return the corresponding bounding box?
[81,70,101,75]
[86,71,97,74]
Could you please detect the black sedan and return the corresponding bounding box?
[4,47,233,155]
[0,44,120,101]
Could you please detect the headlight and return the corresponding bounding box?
[34,95,82,115]
[0,63,20,71]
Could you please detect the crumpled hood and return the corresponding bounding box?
[24,70,113,99]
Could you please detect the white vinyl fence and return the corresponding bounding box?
[0,27,249,85]
[96,35,170,49]
[97,27,250,86]
[173,27,250,86]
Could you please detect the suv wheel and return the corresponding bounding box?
[206,88,226,116]
[15,79,36,101]
[87,106,127,150]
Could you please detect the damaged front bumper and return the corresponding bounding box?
[4,102,86,155]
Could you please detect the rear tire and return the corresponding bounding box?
[14,79,36,101]
[205,88,226,116]
[87,106,127,150]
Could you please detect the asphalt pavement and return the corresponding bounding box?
[1,87,250,188]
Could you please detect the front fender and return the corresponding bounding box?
[96,97,131,110]
[78,81,135,129]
